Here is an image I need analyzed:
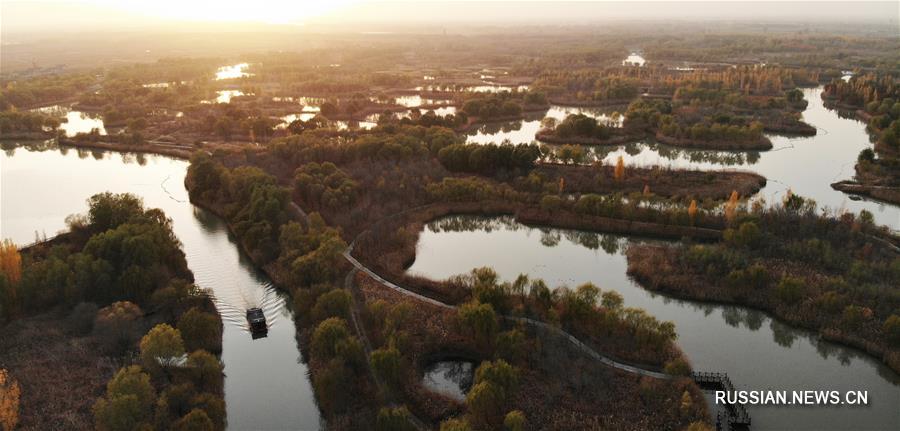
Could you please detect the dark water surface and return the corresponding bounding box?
[408,215,900,431]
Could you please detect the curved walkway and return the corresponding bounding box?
[342,239,672,380]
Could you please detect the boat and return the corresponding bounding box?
[246,307,268,335]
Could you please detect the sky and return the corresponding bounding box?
[2,1,898,33]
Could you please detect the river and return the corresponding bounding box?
[407,214,900,430]
[0,142,322,430]
[466,87,899,230]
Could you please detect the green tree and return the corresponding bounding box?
[375,406,415,431]
[503,410,526,431]
[186,350,224,395]
[311,317,352,359]
[774,276,805,305]
[177,308,222,354]
[883,315,900,347]
[370,347,403,389]
[93,366,156,431]
[140,324,186,369]
[440,418,472,431]
[87,192,145,232]
[173,408,214,431]
[311,289,352,323]
[458,301,498,347]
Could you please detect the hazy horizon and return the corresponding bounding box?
[2,1,898,35]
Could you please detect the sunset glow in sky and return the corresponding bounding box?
[79,0,361,23]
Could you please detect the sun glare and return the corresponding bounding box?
[101,0,362,24]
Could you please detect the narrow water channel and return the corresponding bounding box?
[0,143,322,430]
[406,215,900,430]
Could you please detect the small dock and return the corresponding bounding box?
[692,372,751,431]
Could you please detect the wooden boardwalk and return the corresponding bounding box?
[692,372,752,431]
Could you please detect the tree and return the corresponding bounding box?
[177,308,222,354]
[664,357,691,376]
[688,200,698,223]
[458,301,499,347]
[503,410,526,431]
[173,408,214,431]
[724,190,740,225]
[440,418,472,431]
[774,276,805,305]
[87,192,145,232]
[0,240,21,285]
[495,329,527,364]
[0,240,21,320]
[311,289,352,323]
[375,406,415,431]
[140,324,186,369]
[311,317,352,359]
[614,156,625,181]
[680,390,694,417]
[189,393,225,431]
[883,315,900,348]
[93,366,156,431]
[467,381,505,428]
[0,369,20,431]
[186,350,224,394]
[370,347,403,389]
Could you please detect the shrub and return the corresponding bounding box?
[841,305,873,331]
[94,301,144,355]
[540,195,563,212]
[724,222,761,248]
[67,302,99,335]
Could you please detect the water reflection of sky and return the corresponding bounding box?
[422,361,474,402]
[467,88,899,230]
[407,214,900,431]
[0,144,322,430]
[215,63,252,80]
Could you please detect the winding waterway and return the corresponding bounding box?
[467,87,899,230]
[0,142,322,430]
[407,215,900,430]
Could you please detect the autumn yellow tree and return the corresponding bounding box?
[0,369,20,431]
[614,156,625,181]
[0,240,21,286]
[724,190,740,225]
[688,200,698,224]
[0,240,21,320]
